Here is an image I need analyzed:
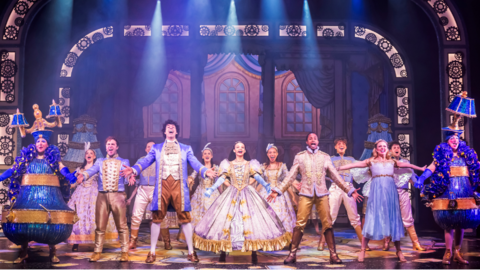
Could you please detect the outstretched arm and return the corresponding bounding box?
[253,174,271,194]
[338,160,369,171]
[396,161,426,172]
[0,168,13,182]
[205,175,227,198]
[414,161,436,189]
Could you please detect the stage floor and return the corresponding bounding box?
[0,224,479,269]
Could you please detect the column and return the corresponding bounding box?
[190,53,207,154]
[260,52,275,145]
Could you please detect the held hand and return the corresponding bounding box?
[206,168,218,179]
[420,165,427,172]
[292,181,301,191]
[204,188,214,198]
[126,199,132,206]
[120,165,133,177]
[188,177,194,187]
[266,191,278,203]
[128,175,136,186]
[76,174,84,184]
[224,180,231,187]
[352,189,363,203]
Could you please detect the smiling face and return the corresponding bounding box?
[375,141,388,156]
[233,142,246,158]
[306,133,319,150]
[145,142,155,154]
[448,136,460,151]
[35,138,48,153]
[105,139,119,157]
[85,149,96,163]
[202,149,213,163]
[164,124,178,140]
[267,148,278,163]
[390,144,401,158]
[334,141,347,156]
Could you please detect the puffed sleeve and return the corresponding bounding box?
[249,159,262,176]
[218,159,231,178]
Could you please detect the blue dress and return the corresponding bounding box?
[363,161,404,242]
[433,156,480,230]
[2,158,74,245]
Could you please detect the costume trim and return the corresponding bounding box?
[450,166,469,177]
[21,174,59,187]
[2,209,75,224]
[430,198,478,211]
[193,231,292,253]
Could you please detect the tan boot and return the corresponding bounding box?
[284,226,303,264]
[120,252,129,262]
[354,226,370,251]
[161,228,172,250]
[128,229,139,250]
[49,245,60,263]
[453,248,469,264]
[89,252,102,262]
[13,243,28,264]
[442,249,452,265]
[406,226,426,251]
[317,235,325,251]
[324,228,342,264]
[383,237,391,251]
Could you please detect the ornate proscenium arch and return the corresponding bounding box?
[59,26,114,77]
[2,0,39,40]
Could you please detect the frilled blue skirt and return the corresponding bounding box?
[363,176,404,241]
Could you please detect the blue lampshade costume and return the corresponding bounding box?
[416,92,480,265]
[0,103,77,264]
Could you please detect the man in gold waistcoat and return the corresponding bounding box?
[268,133,362,264]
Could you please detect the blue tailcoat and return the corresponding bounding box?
[132,141,207,212]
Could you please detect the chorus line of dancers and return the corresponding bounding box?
[1,96,479,265]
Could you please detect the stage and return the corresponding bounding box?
[0,224,479,269]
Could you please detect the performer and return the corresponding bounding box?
[67,143,118,251]
[193,141,290,264]
[318,138,365,251]
[0,104,77,263]
[416,98,480,265]
[76,136,135,262]
[267,132,363,264]
[338,139,425,263]
[188,143,220,230]
[257,143,296,234]
[388,141,426,251]
[120,120,216,263]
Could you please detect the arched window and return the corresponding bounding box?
[285,78,314,133]
[217,76,247,134]
[146,77,181,137]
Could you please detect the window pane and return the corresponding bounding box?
[287,83,295,91]
[305,124,312,132]
[236,124,244,132]
[227,113,235,122]
[153,104,161,113]
[220,93,227,101]
[229,87,236,91]
[220,125,226,132]
[287,113,294,123]
[161,94,169,103]
[238,113,245,123]
[295,93,303,101]
[305,113,312,122]
[237,93,245,102]
[296,123,303,132]
[220,84,228,91]
[233,78,239,86]
[220,103,227,113]
[287,93,294,102]
[305,103,312,112]
[170,104,178,114]
[170,93,178,102]
[161,114,169,123]
[228,103,236,112]
[228,93,236,102]
[170,82,178,92]
[170,114,178,121]
[152,113,161,123]
[292,79,298,86]
[220,114,227,123]
[153,124,160,133]
[287,103,294,112]
[224,79,231,87]
[228,124,235,132]
[296,113,303,122]
[161,103,170,112]
[287,123,294,132]
[295,103,303,112]
[237,82,245,91]
[236,103,245,112]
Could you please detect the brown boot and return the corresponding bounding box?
[219,251,226,262]
[324,228,342,264]
[89,252,102,262]
[284,226,303,264]
[145,252,156,263]
[442,249,452,265]
[251,251,258,264]
[317,235,325,251]
[383,237,391,251]
[187,251,199,262]
[354,226,370,251]
[129,229,139,250]
[453,248,469,264]
[13,243,28,264]
[49,245,60,263]
[161,228,172,250]
[120,252,129,262]
[406,226,426,251]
